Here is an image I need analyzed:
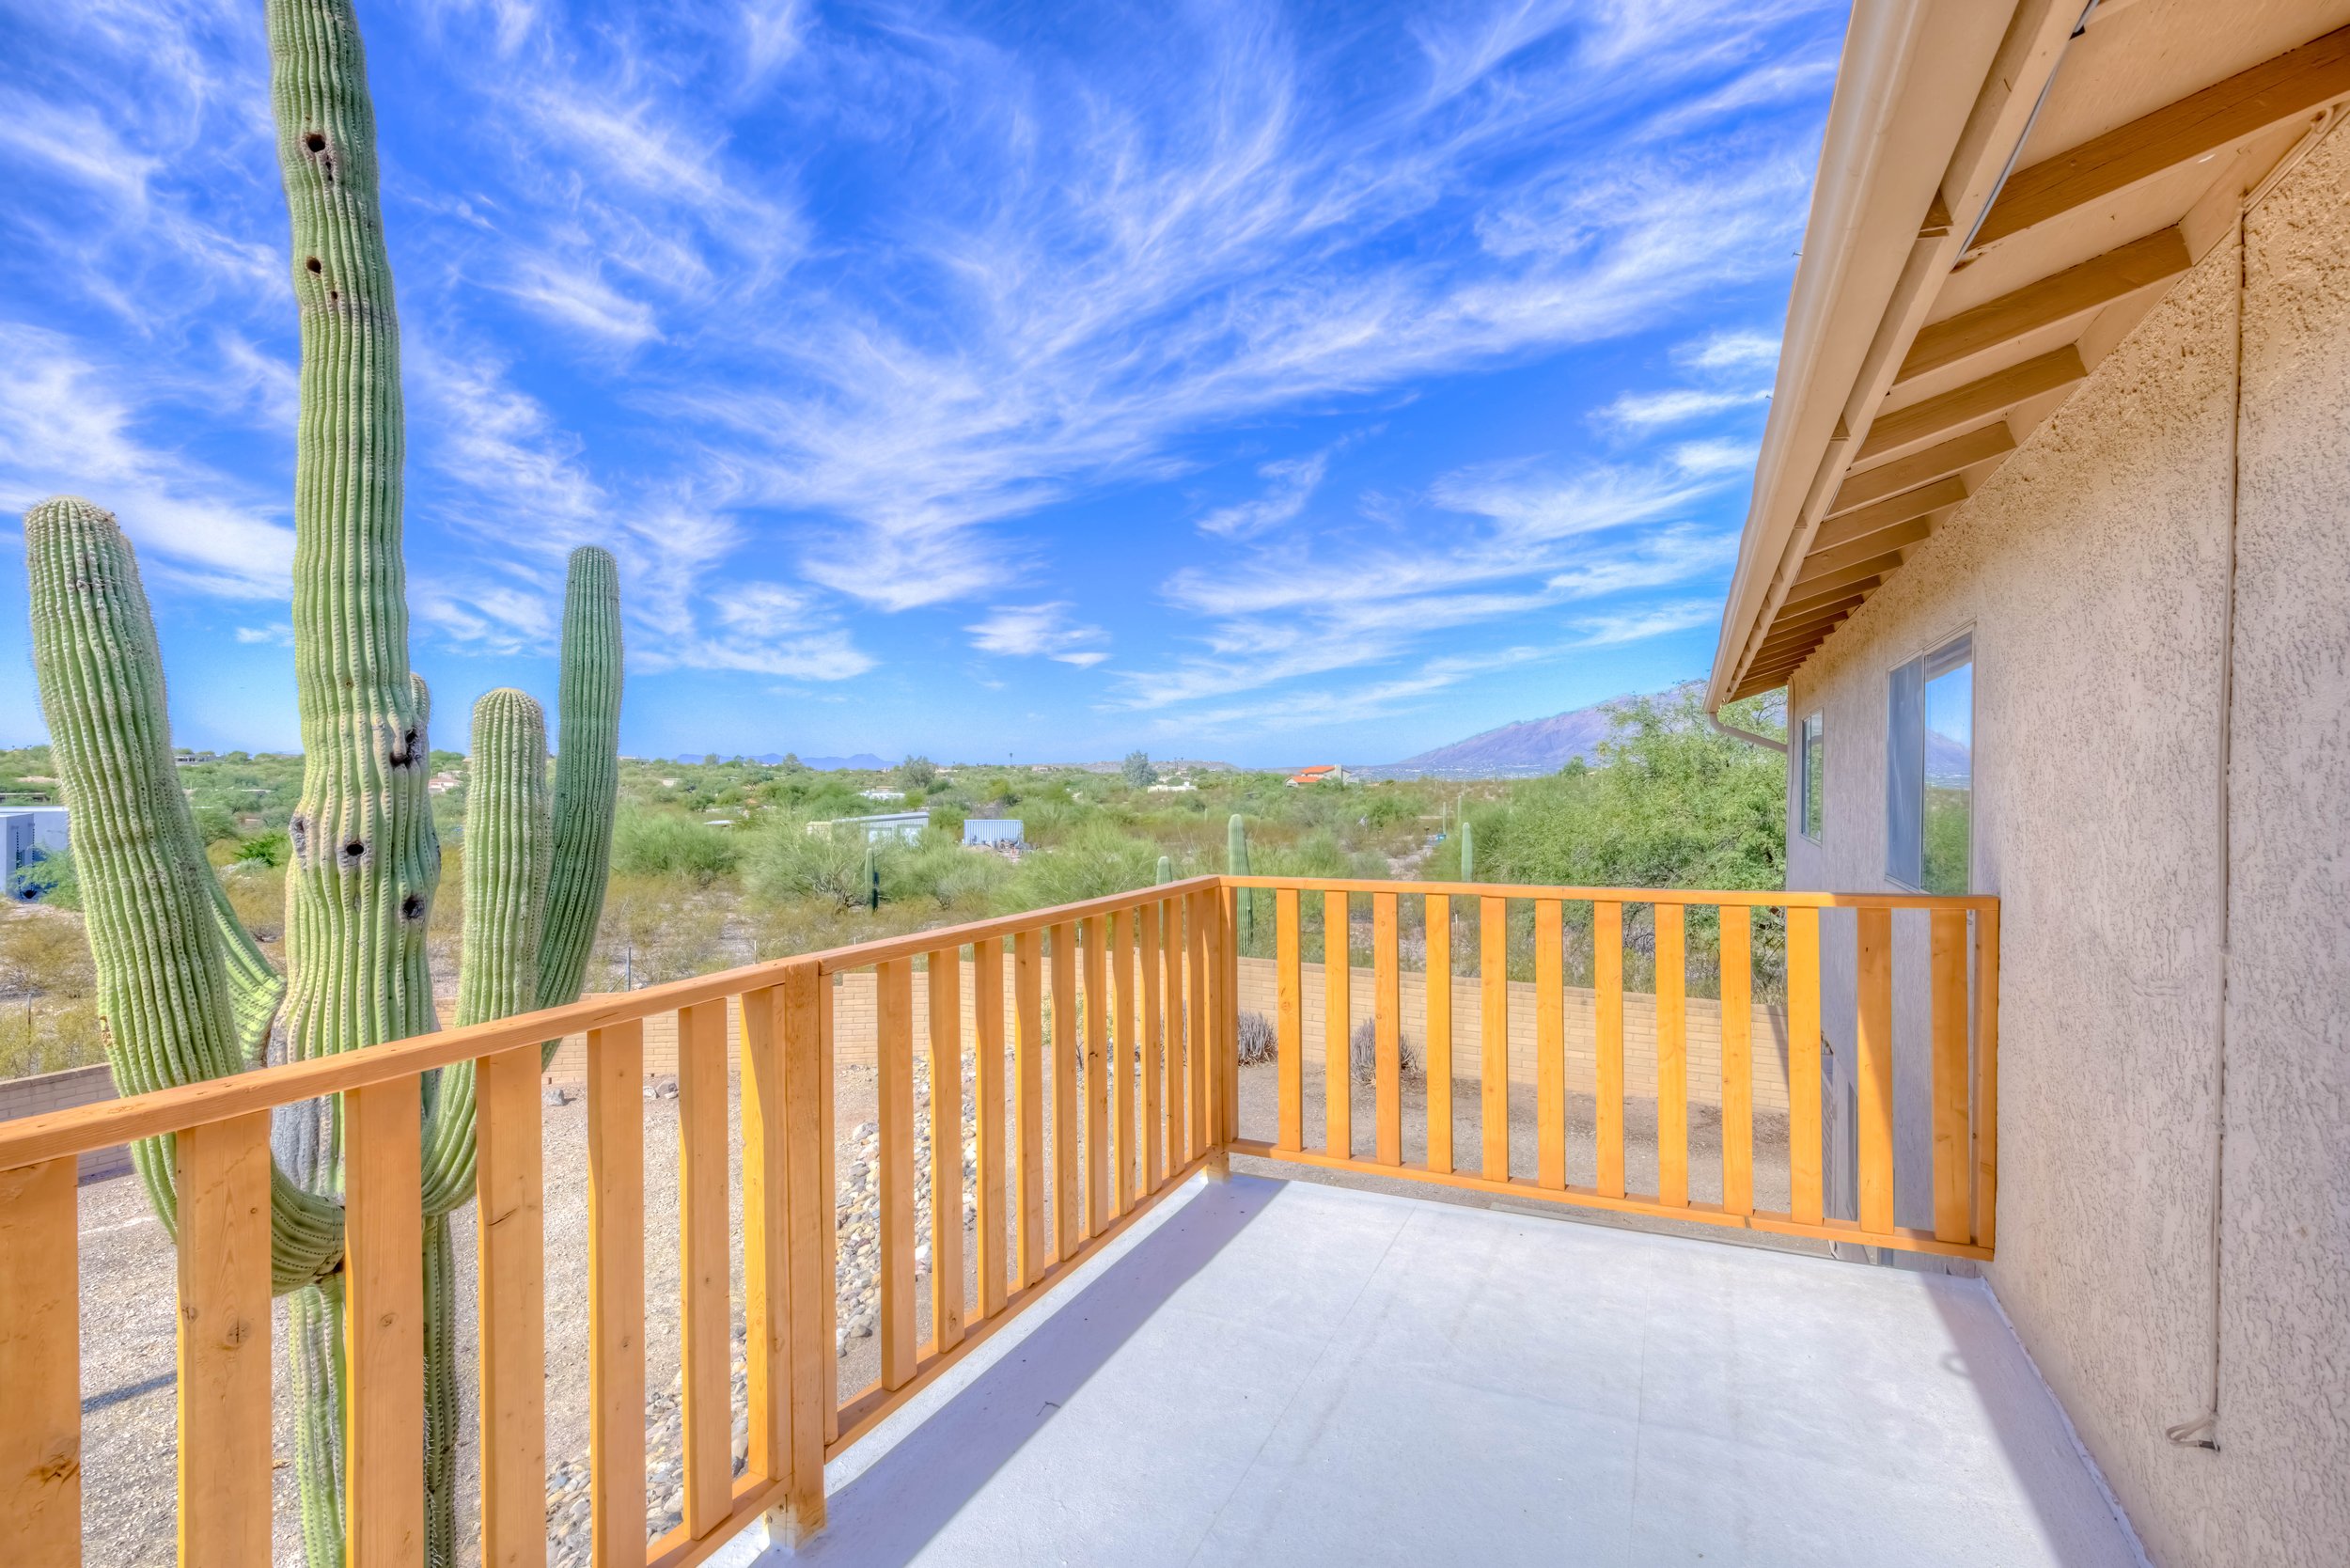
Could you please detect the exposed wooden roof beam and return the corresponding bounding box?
[1856,346,2083,463]
[1794,520,1933,587]
[1831,424,2013,515]
[1779,574,1881,621]
[1744,636,1839,681]
[1792,544,1908,598]
[1755,604,1862,658]
[1972,25,2350,250]
[1897,227,2189,384]
[1811,475,1966,556]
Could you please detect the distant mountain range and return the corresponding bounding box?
[669,752,890,770]
[1362,695,1638,779]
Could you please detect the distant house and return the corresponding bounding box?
[1285,764,1346,788]
[1146,779,1196,792]
[858,788,906,802]
[962,818,1023,849]
[426,772,462,794]
[807,810,929,844]
[1,808,69,894]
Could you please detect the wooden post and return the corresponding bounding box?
[0,1157,79,1564]
[1084,917,1110,1222]
[1480,896,1508,1182]
[1373,892,1402,1166]
[1655,904,1687,1208]
[779,960,829,1541]
[1425,894,1452,1175]
[742,986,791,1491]
[1787,906,1825,1226]
[1593,902,1625,1198]
[1013,928,1046,1287]
[973,938,1008,1318]
[679,1000,732,1536]
[1975,903,2001,1250]
[928,948,966,1350]
[1856,907,1896,1233]
[475,1049,546,1568]
[1718,907,1755,1216]
[877,960,917,1388]
[345,1074,426,1568]
[1050,925,1080,1261]
[1277,888,1303,1152]
[587,1023,646,1568]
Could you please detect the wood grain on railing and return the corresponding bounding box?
[1718,907,1755,1216]
[741,985,790,1493]
[1535,899,1565,1190]
[679,1000,732,1536]
[1222,874,1994,912]
[971,938,1008,1320]
[1931,910,1971,1245]
[176,1110,272,1567]
[1276,888,1302,1152]
[0,1155,77,1562]
[1976,903,2001,1251]
[1013,929,1045,1289]
[1656,904,1688,1209]
[1374,892,1402,1166]
[1162,898,1186,1174]
[779,961,828,1539]
[1138,903,1164,1193]
[1787,906,1825,1226]
[587,1021,646,1568]
[877,959,917,1389]
[1051,926,1080,1263]
[1425,893,1452,1175]
[928,948,966,1350]
[476,1043,545,1568]
[1324,890,1350,1159]
[1187,892,1211,1162]
[1593,901,1625,1198]
[1480,895,1508,1182]
[1112,913,1139,1215]
[348,1072,427,1568]
[1085,916,1109,1235]
[1856,907,1895,1235]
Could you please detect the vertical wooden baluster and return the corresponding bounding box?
[1084,916,1109,1231]
[1112,912,1138,1216]
[1138,902,1165,1192]
[1208,887,1231,1152]
[1050,923,1080,1261]
[1373,891,1402,1166]
[1535,899,1565,1190]
[476,1047,546,1568]
[877,960,916,1388]
[1013,928,1046,1287]
[346,1074,426,1568]
[1222,882,1241,1146]
[1975,903,2000,1250]
[587,1023,646,1568]
[779,961,828,1541]
[1164,897,1187,1170]
[972,937,1008,1319]
[1593,901,1625,1199]
[742,986,790,1494]
[818,973,838,1446]
[1787,906,1825,1225]
[0,1156,78,1562]
[1718,907,1755,1217]
[928,948,966,1352]
[1480,897,1509,1182]
[1856,906,1896,1233]
[1188,892,1212,1163]
[1277,887,1303,1152]
[177,1111,272,1568]
[1425,894,1452,1175]
[1656,903,1688,1208]
[677,1001,731,1538]
[1930,909,1971,1244]
[1324,889,1352,1160]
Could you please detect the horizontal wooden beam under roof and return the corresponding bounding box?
[1856,347,2085,463]
[1895,227,2189,384]
[1828,423,2014,515]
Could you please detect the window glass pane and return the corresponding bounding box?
[1886,659,1923,886]
[1922,651,1972,894]
[1801,713,1825,840]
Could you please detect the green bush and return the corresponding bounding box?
[610,808,741,885]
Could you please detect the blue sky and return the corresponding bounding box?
[0,0,1843,765]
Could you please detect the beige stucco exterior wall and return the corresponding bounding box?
[1781,133,2350,1567]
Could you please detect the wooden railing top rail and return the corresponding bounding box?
[0,871,1993,1169]
[1226,874,1998,912]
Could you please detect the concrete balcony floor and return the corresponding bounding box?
[737,1174,2143,1568]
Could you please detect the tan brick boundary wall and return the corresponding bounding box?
[0,1063,133,1182]
[541,956,1793,1116]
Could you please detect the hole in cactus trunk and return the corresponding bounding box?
[304,132,325,152]
[401,893,424,920]
[388,729,417,767]
[289,813,308,861]
[342,840,365,860]
[305,257,321,274]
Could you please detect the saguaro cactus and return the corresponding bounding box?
[1228,813,1253,954]
[1459,816,1476,882]
[22,5,626,1563]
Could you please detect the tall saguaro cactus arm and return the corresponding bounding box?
[24,499,342,1292]
[539,545,622,1015]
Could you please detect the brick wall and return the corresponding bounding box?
[0,1063,132,1183]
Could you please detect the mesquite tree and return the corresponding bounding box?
[23,5,623,1563]
[1227,813,1253,954]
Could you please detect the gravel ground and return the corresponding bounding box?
[67,1046,1806,1562]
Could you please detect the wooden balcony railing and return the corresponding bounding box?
[0,875,1993,1564]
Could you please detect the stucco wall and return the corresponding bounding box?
[1781,133,2350,1566]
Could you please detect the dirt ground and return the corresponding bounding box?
[65,1052,1810,1563]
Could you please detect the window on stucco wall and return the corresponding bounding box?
[1887,634,1973,893]
[1799,711,1825,842]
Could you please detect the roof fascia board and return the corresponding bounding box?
[1705,0,2074,709]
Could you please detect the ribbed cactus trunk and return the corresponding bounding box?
[1157,854,1174,886]
[1228,814,1253,955]
[1459,817,1475,883]
[24,8,626,1565]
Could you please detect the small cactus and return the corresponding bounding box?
[1156,853,1174,885]
[1460,816,1476,882]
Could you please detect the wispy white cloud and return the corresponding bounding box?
[1570,599,1718,647]
[968,604,1109,666]
[1198,450,1328,538]
[1596,387,1770,430]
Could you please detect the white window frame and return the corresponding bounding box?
[1797,710,1825,844]
[1886,629,1974,892]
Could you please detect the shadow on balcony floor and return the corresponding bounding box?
[735,1174,2142,1567]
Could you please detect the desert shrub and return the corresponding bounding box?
[612,808,741,885]
[1347,1017,1418,1083]
[233,829,290,868]
[744,823,869,909]
[1000,821,1161,908]
[1235,1011,1277,1065]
